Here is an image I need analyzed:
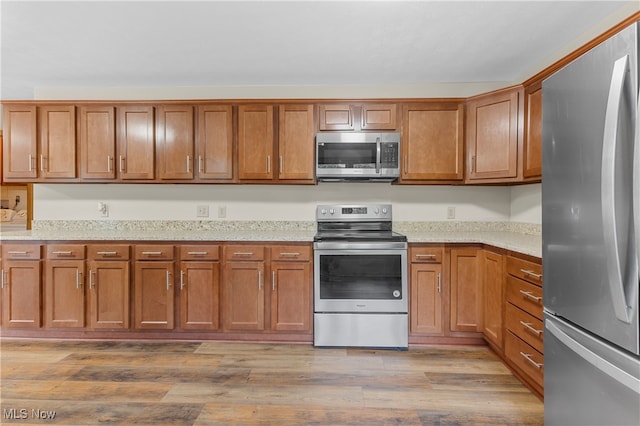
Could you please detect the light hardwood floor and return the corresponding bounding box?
[0,339,543,425]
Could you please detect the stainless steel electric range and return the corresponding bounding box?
[313,204,408,349]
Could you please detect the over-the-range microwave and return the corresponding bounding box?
[315,132,401,182]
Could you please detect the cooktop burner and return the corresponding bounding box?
[313,231,407,243]
[314,204,406,243]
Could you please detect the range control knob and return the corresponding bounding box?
[382,207,388,215]
[374,208,380,214]
[320,209,327,215]
[392,290,401,298]
[329,208,335,215]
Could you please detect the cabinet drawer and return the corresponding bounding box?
[506,256,542,286]
[506,275,543,319]
[88,244,130,260]
[224,245,265,261]
[47,244,86,260]
[2,244,42,260]
[134,245,174,260]
[506,303,543,353]
[180,245,220,261]
[505,331,544,389]
[410,246,443,263]
[271,245,311,262]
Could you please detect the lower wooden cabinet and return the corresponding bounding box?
[133,245,175,329]
[179,245,221,330]
[1,244,42,328]
[482,249,505,351]
[223,245,266,331]
[87,245,131,329]
[270,250,312,332]
[44,245,86,328]
[449,247,482,332]
[409,245,444,336]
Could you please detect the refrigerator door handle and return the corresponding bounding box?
[546,319,640,394]
[635,88,640,286]
[601,54,634,324]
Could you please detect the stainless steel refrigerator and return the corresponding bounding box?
[542,22,640,425]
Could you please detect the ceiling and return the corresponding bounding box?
[1,0,639,100]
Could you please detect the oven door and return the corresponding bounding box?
[314,242,408,313]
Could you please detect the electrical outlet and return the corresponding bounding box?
[447,206,456,220]
[218,206,227,218]
[196,205,209,217]
[98,202,109,217]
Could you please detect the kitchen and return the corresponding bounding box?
[1,1,639,425]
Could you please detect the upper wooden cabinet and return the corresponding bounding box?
[79,106,117,179]
[466,87,523,183]
[400,102,464,182]
[278,104,315,182]
[156,105,194,180]
[238,105,275,181]
[196,105,233,181]
[523,82,542,180]
[318,103,398,131]
[117,105,155,180]
[2,104,76,181]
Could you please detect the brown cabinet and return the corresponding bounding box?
[133,245,175,329]
[277,104,315,182]
[523,82,542,180]
[270,245,312,332]
[1,244,42,328]
[409,246,444,335]
[44,244,86,328]
[196,105,233,180]
[117,105,155,180]
[39,105,77,179]
[466,87,522,182]
[449,247,482,332]
[400,102,464,182]
[87,245,130,329]
[318,103,397,131]
[2,105,37,180]
[238,105,274,181]
[178,244,221,330]
[79,106,117,179]
[157,105,194,180]
[482,249,504,351]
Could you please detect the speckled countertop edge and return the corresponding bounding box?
[0,220,541,258]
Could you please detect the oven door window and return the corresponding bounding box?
[317,142,377,169]
[319,254,402,300]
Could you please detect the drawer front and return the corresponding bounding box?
[410,246,443,263]
[505,331,544,389]
[506,275,543,319]
[224,245,265,261]
[2,244,42,260]
[88,244,130,260]
[506,256,542,286]
[134,245,175,260]
[271,245,312,262]
[180,245,220,261]
[47,244,86,260]
[506,303,544,353]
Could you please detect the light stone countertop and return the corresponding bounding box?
[0,220,541,258]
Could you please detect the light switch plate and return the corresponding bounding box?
[196,205,209,217]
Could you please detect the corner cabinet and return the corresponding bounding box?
[465,87,523,183]
[482,249,505,352]
[523,82,542,180]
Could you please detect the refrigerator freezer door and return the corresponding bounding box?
[544,314,640,426]
[543,22,639,355]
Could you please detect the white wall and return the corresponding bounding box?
[510,183,541,224]
[34,183,516,223]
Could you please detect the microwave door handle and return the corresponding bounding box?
[376,137,381,174]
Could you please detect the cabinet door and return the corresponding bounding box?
[79,106,116,179]
[44,260,85,328]
[238,105,274,180]
[318,104,354,131]
[271,261,312,332]
[88,260,130,329]
[278,104,315,181]
[450,248,482,332]
[466,88,520,181]
[361,104,397,130]
[2,105,37,180]
[410,263,443,335]
[179,261,220,330]
[157,105,194,180]
[401,103,464,181]
[223,261,265,330]
[197,105,233,180]
[1,260,41,328]
[117,106,155,180]
[134,261,174,329]
[524,83,542,179]
[39,105,77,179]
[482,250,504,349]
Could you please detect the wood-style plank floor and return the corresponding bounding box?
[0,339,543,425]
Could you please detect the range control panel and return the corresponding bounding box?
[316,204,392,221]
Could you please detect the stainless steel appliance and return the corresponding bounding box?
[315,132,400,181]
[313,204,408,348]
[542,22,640,425]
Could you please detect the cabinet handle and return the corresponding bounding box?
[272,271,276,292]
[404,155,408,172]
[520,269,543,280]
[519,352,543,369]
[415,254,436,259]
[519,290,542,303]
[1,269,5,289]
[187,251,208,256]
[89,270,95,289]
[141,251,163,256]
[180,270,185,290]
[40,154,45,172]
[186,155,191,173]
[519,320,543,336]
[233,252,254,257]
[119,156,125,173]
[52,251,73,256]
[437,273,441,293]
[107,156,113,172]
[28,154,34,172]
[166,271,172,291]
[279,156,283,174]
[76,270,83,289]
[96,251,118,256]
[278,252,300,257]
[7,251,29,255]
[198,155,204,173]
[266,155,271,173]
[258,270,263,291]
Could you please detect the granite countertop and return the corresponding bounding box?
[0,220,542,258]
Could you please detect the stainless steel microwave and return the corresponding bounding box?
[315,132,401,181]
